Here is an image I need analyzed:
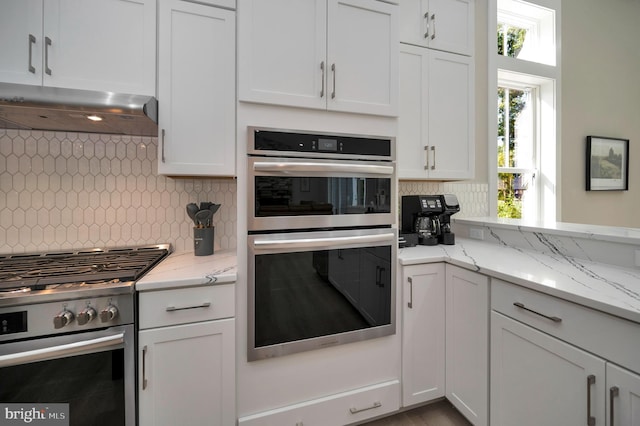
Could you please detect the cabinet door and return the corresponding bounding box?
[138,319,235,426]
[157,0,235,176]
[42,0,156,95]
[327,0,398,116]
[399,0,474,56]
[0,0,43,86]
[427,0,474,56]
[445,265,489,426]
[427,49,474,179]
[607,364,640,426]
[398,44,429,179]
[401,263,445,406]
[491,312,606,426]
[237,0,327,110]
[399,0,429,48]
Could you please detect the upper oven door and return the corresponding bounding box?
[248,156,396,231]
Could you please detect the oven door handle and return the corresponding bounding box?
[253,161,394,176]
[253,232,395,251]
[0,333,124,368]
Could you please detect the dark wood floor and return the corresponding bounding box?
[359,400,472,426]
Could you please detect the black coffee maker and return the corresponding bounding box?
[437,194,460,245]
[401,195,444,246]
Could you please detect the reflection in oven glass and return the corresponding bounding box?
[255,248,391,348]
[255,176,391,217]
[0,350,125,426]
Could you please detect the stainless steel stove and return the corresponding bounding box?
[0,244,170,426]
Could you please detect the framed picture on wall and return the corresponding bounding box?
[586,136,629,191]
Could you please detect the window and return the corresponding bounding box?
[489,0,560,222]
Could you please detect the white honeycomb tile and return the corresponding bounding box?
[1,131,237,253]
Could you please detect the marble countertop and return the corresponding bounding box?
[400,238,640,324]
[455,217,640,245]
[136,249,237,291]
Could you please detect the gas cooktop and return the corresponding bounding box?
[0,244,171,306]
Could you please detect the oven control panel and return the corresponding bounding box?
[0,295,133,343]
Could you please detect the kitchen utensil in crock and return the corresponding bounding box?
[195,210,211,228]
[186,203,199,225]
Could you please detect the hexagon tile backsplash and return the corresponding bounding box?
[0,129,237,254]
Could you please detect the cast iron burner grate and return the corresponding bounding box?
[0,245,170,292]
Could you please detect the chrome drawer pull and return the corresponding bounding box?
[349,401,381,414]
[610,386,619,426]
[166,302,211,312]
[513,302,562,323]
[587,375,596,426]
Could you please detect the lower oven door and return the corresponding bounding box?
[248,227,397,361]
[0,325,135,426]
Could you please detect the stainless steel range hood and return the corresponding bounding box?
[0,83,158,137]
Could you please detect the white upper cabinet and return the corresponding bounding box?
[0,0,156,95]
[398,44,474,180]
[157,0,236,176]
[238,0,398,116]
[399,0,474,56]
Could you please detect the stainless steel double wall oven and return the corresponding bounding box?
[247,128,397,361]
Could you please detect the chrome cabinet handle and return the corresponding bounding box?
[431,146,436,170]
[423,145,429,170]
[349,401,381,414]
[587,375,596,426]
[28,34,36,73]
[320,61,325,98]
[513,302,562,323]
[431,13,436,40]
[45,36,52,76]
[166,302,211,312]
[408,277,413,308]
[331,63,336,99]
[142,345,148,390]
[610,386,619,426]
[424,11,429,38]
[161,128,166,163]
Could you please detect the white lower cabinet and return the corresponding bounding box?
[491,279,640,426]
[401,263,445,406]
[138,284,235,426]
[607,363,640,426]
[491,311,606,426]
[237,380,400,426]
[445,265,488,426]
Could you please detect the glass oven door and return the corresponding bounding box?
[248,156,395,231]
[248,228,397,361]
[0,325,135,426]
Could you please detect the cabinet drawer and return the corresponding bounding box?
[139,284,234,329]
[192,0,235,8]
[491,279,640,374]
[238,380,400,426]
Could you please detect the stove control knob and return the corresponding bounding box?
[77,307,97,325]
[100,305,119,323]
[53,310,74,329]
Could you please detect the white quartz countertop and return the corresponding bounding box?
[399,238,640,324]
[136,249,237,291]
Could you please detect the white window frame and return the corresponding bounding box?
[489,0,561,223]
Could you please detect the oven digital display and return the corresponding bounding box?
[317,138,338,151]
[0,311,27,335]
